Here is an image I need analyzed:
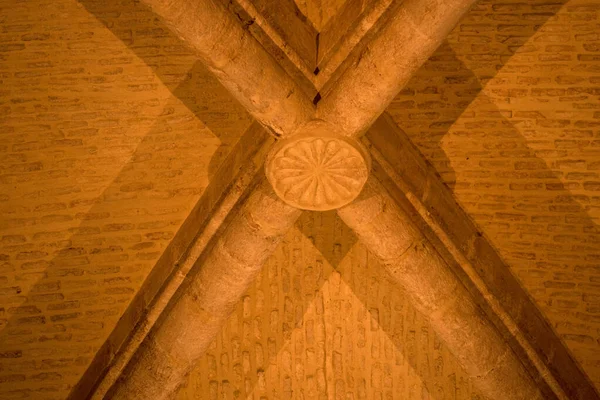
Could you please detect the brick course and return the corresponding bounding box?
[1,0,599,398]
[0,0,250,398]
[388,0,600,389]
[178,212,488,399]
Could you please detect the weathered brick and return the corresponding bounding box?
[49,312,81,322]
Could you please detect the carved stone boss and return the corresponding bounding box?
[265,120,371,211]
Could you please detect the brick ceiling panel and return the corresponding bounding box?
[177,211,490,399]
[0,0,250,398]
[1,0,600,397]
[387,0,600,389]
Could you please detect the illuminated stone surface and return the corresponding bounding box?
[265,121,371,210]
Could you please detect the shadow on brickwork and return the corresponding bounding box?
[218,211,482,399]
[393,0,600,266]
[392,0,571,192]
[390,0,600,382]
[2,0,599,397]
[399,42,600,258]
[228,0,600,395]
[178,211,356,397]
[177,0,600,394]
[339,255,490,399]
[299,212,487,399]
[76,0,250,178]
[213,211,360,397]
[0,0,251,397]
[177,0,599,392]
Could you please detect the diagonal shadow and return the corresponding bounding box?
[389,0,572,190]
[0,0,252,398]
[305,213,488,399]
[182,0,600,396]
[181,211,487,399]
[388,0,600,386]
[231,210,359,398]
[177,210,355,398]
[334,241,490,399]
[166,0,595,397]
[76,0,249,177]
[3,0,596,397]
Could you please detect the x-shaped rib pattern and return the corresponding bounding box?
[72,1,600,399]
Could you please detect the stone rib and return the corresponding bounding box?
[317,0,477,137]
[365,114,600,399]
[67,123,272,400]
[337,178,544,400]
[107,179,302,399]
[140,0,315,137]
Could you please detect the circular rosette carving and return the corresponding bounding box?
[265,134,370,211]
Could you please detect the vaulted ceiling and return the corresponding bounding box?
[0,0,599,399]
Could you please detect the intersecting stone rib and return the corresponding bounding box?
[315,0,397,91]
[317,0,477,137]
[338,178,544,400]
[107,179,302,399]
[140,0,315,137]
[365,114,600,400]
[228,0,318,74]
[68,123,273,400]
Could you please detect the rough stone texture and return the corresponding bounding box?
[72,122,272,400]
[386,0,600,390]
[3,0,600,397]
[367,114,599,400]
[315,0,397,92]
[140,0,315,138]
[318,0,379,67]
[265,120,371,211]
[317,0,478,137]
[219,0,319,97]
[82,0,556,395]
[108,179,302,399]
[0,0,251,398]
[177,211,491,399]
[232,0,318,71]
[338,179,544,399]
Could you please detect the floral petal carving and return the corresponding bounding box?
[266,134,370,211]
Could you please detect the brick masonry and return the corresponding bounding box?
[0,0,250,398]
[1,0,600,398]
[175,0,600,398]
[388,0,600,391]
[178,211,489,399]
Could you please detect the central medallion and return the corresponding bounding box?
[265,120,371,211]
